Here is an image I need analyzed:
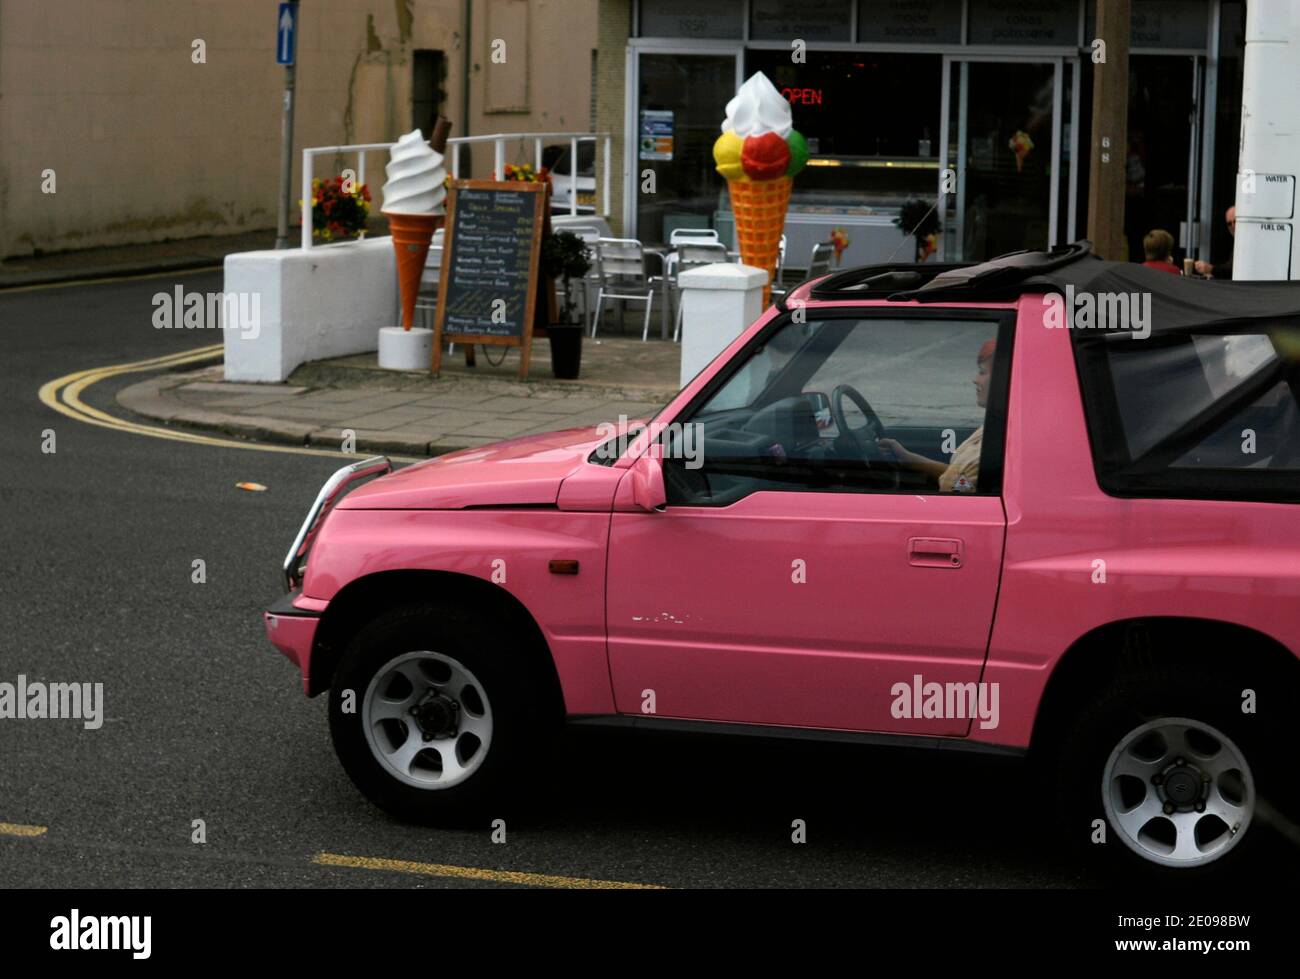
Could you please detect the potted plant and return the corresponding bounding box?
[541,230,592,379]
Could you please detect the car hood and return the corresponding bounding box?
[336,425,620,510]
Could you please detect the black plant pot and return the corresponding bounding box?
[548,324,583,379]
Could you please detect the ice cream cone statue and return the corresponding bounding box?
[1009,130,1035,173]
[382,129,447,330]
[714,73,809,306]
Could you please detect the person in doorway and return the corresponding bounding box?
[1141,229,1181,275]
[876,340,994,493]
[1194,206,1235,279]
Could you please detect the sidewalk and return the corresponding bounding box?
[118,336,683,457]
[0,229,277,289]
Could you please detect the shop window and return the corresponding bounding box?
[638,0,743,39]
[1086,0,1211,50]
[857,0,963,44]
[966,0,1080,46]
[750,0,853,42]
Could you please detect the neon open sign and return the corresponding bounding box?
[781,87,824,105]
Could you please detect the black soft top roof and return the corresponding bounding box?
[804,241,1300,337]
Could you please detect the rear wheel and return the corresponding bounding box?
[328,601,549,825]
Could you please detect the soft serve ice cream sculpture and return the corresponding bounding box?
[382,129,447,331]
[713,73,809,305]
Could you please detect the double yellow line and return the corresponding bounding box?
[0,822,659,887]
[38,344,368,459]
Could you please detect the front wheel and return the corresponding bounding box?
[328,601,547,825]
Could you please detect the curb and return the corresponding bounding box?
[116,374,471,458]
[0,257,224,291]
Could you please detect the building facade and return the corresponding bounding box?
[0,0,598,259]
[597,0,1247,272]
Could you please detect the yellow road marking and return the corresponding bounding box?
[38,346,420,461]
[0,823,49,838]
[313,852,664,889]
[0,265,223,295]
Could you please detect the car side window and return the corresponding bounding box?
[662,315,1006,507]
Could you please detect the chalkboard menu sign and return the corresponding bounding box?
[432,180,546,378]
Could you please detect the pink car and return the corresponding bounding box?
[265,244,1300,876]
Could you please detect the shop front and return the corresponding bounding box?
[623,0,1238,271]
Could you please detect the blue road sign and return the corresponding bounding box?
[276,3,297,66]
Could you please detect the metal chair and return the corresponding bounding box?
[413,242,444,329]
[670,241,730,342]
[807,240,836,281]
[770,235,789,301]
[591,238,657,341]
[668,227,721,248]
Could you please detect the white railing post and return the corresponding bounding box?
[301,148,312,250]
[494,139,505,181]
[569,136,579,216]
[358,151,367,196]
[534,136,542,171]
[603,135,611,219]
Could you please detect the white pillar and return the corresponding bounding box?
[677,263,767,388]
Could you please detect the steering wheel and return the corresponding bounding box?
[830,384,900,488]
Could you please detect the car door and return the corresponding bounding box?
[605,310,1012,736]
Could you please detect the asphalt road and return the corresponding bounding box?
[1,271,1115,887]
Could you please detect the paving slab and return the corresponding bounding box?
[117,334,687,458]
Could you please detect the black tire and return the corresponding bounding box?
[1045,660,1286,881]
[328,600,554,826]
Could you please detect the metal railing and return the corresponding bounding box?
[299,142,394,250]
[445,131,611,219]
[299,131,612,250]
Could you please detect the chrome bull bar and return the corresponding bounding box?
[282,456,392,590]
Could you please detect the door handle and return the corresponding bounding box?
[908,537,963,569]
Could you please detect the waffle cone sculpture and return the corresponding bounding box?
[729,176,792,307]
[714,73,808,307]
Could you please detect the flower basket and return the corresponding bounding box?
[306,176,372,241]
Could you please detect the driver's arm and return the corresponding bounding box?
[876,438,948,478]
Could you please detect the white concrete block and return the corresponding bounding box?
[678,263,767,388]
[223,237,399,382]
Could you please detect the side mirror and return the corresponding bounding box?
[629,453,666,512]
[803,391,833,432]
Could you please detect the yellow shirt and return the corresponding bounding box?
[939,427,983,493]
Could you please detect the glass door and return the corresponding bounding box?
[941,58,1063,262]
[1122,54,1201,266]
[634,51,739,247]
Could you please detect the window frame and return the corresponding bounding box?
[658,305,1017,504]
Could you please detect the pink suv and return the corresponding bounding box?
[264,244,1300,876]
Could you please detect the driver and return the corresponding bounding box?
[876,340,994,493]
